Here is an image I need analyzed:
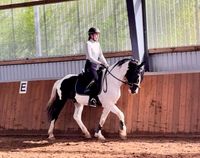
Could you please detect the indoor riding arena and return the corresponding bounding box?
[0,0,200,158]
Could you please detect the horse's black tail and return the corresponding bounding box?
[46,80,66,122]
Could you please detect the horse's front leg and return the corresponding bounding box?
[94,108,110,141]
[73,103,91,138]
[110,104,127,139]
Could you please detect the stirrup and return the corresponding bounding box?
[89,98,97,107]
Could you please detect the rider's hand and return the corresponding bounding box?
[105,64,109,68]
[100,64,109,69]
[100,64,106,68]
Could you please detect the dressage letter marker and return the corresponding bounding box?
[19,81,28,94]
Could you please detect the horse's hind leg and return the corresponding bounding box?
[73,103,91,138]
[94,108,110,140]
[48,119,55,140]
[47,96,66,140]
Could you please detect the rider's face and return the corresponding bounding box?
[91,33,99,41]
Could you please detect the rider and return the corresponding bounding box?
[84,27,109,107]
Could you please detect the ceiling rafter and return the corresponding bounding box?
[0,0,77,10]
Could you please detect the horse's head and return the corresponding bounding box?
[125,59,145,94]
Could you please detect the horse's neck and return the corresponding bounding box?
[107,62,129,88]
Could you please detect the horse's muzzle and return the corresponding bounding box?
[128,87,139,94]
[129,82,141,94]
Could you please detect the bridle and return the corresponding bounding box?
[102,62,141,93]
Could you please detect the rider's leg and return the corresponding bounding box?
[88,67,99,107]
[84,60,99,107]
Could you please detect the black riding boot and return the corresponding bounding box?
[88,82,100,107]
[84,80,95,93]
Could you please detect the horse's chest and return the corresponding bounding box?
[105,89,121,103]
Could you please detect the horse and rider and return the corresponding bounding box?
[46,27,145,140]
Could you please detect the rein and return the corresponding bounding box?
[102,64,139,93]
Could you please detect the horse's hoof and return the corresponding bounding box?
[120,135,127,140]
[98,136,106,141]
[48,136,55,141]
[119,129,127,140]
[94,132,106,141]
[84,134,92,139]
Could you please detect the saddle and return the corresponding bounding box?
[75,68,104,96]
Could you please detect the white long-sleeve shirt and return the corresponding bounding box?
[86,40,108,66]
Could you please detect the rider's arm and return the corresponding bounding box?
[99,45,109,67]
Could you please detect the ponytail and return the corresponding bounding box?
[88,34,92,40]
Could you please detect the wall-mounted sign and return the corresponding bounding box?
[19,81,28,94]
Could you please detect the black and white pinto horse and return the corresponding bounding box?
[47,58,144,140]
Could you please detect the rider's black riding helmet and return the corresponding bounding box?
[88,27,100,35]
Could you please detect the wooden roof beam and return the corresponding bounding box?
[0,0,77,10]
